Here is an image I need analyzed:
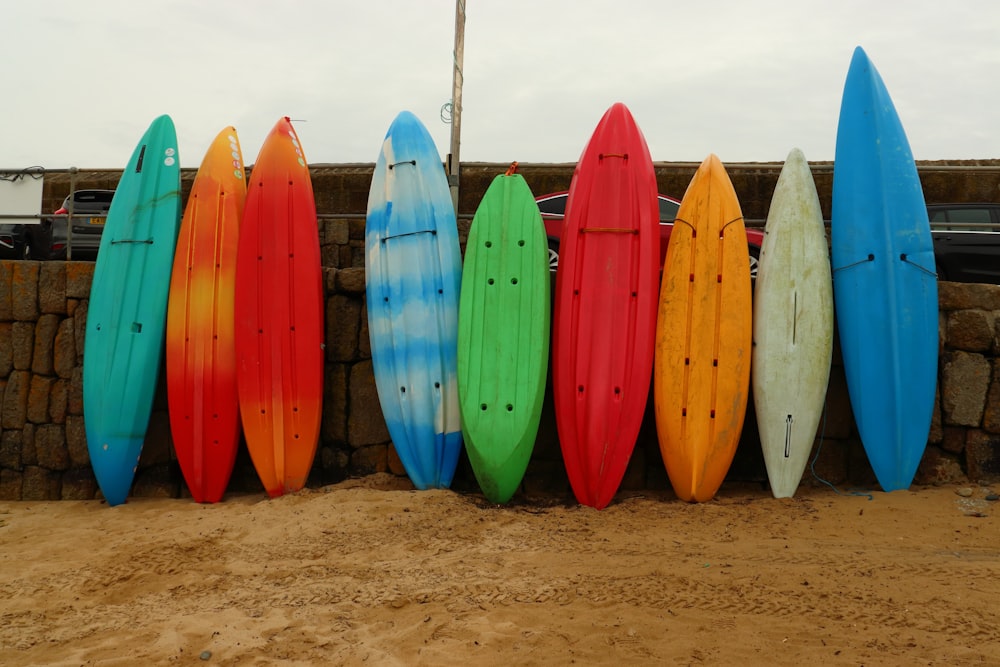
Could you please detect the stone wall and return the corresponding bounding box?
[2,257,999,501]
[2,160,1000,501]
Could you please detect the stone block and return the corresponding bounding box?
[348,360,389,446]
[336,267,367,294]
[34,424,68,470]
[522,458,570,500]
[321,363,347,445]
[20,423,35,465]
[27,375,54,424]
[619,444,646,491]
[11,262,39,321]
[966,430,1000,483]
[946,309,994,352]
[227,445,265,494]
[350,444,387,476]
[74,301,87,358]
[325,218,350,245]
[532,395,561,461]
[68,366,83,415]
[0,323,12,376]
[821,367,855,439]
[38,262,67,315]
[325,294,360,362]
[802,437,848,487]
[347,217,366,243]
[2,370,30,429]
[941,350,991,426]
[358,303,371,359]
[914,446,966,486]
[0,468,22,500]
[0,429,21,470]
[66,414,88,467]
[941,425,966,454]
[321,245,340,269]
[323,267,338,293]
[928,382,943,444]
[845,439,879,488]
[938,281,1000,312]
[450,450,477,494]
[53,318,76,378]
[65,262,94,299]
[349,243,365,269]
[139,410,172,466]
[132,462,180,499]
[60,467,98,500]
[644,453,672,491]
[319,445,350,482]
[387,442,407,476]
[49,379,67,424]
[0,262,12,320]
[985,363,1000,434]
[21,465,60,500]
[337,245,351,269]
[11,321,34,370]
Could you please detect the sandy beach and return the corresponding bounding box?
[1,474,998,666]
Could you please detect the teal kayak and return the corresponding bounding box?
[83,115,182,506]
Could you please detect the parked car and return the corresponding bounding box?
[27,189,115,260]
[928,203,1000,284]
[536,191,764,279]
[0,223,30,259]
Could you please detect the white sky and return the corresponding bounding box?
[2,0,998,169]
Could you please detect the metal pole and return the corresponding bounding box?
[67,167,77,261]
[447,0,466,215]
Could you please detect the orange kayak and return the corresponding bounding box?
[654,154,752,502]
[166,127,246,503]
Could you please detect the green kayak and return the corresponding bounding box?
[457,168,550,503]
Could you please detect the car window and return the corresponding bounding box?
[536,192,680,222]
[536,195,567,217]
[941,208,992,224]
[74,191,115,206]
[658,197,679,223]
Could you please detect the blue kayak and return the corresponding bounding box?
[831,47,938,491]
[365,111,464,489]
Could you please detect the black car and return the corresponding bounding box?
[929,203,1000,284]
[29,189,115,260]
[0,223,30,260]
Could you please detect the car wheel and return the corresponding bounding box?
[17,243,29,261]
[548,240,559,273]
[748,245,760,283]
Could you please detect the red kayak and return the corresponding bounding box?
[234,117,324,497]
[552,103,660,509]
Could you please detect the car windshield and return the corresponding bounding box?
[538,193,680,223]
[66,191,114,211]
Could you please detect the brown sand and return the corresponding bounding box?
[1,475,998,666]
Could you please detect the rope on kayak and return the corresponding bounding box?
[832,253,875,273]
[900,253,938,278]
[810,402,874,501]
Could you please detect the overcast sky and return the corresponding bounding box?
[3,0,998,170]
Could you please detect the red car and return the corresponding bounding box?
[536,191,764,279]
